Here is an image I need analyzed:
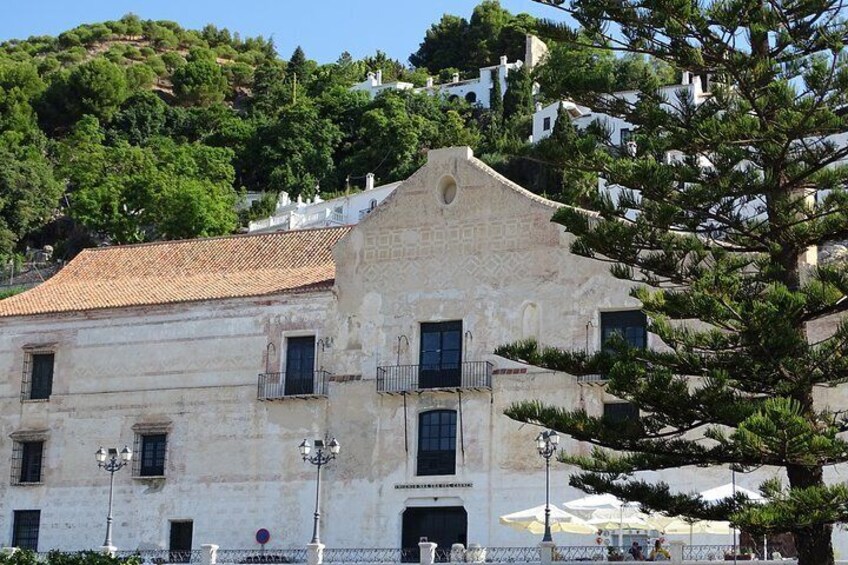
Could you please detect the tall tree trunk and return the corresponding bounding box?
[788,464,834,565]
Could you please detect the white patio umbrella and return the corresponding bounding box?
[564,494,652,546]
[499,504,597,535]
[700,483,763,503]
[700,483,765,558]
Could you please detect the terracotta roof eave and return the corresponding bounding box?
[0,281,335,320]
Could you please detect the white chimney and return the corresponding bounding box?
[365,173,375,191]
[296,195,304,207]
[499,55,508,66]
[535,102,543,111]
[426,76,434,88]
[452,72,460,83]
[375,70,383,85]
[681,71,692,84]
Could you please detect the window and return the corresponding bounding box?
[23,352,54,401]
[285,336,316,395]
[12,510,40,551]
[417,410,457,476]
[464,92,477,104]
[419,321,462,388]
[12,441,44,485]
[135,433,167,477]
[603,402,639,423]
[619,128,633,146]
[543,117,552,131]
[600,311,647,350]
[169,521,193,563]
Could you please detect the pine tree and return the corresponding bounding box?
[287,45,308,84]
[497,2,848,565]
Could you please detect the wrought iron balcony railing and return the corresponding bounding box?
[258,370,330,399]
[376,361,492,393]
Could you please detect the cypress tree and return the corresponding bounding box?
[498,2,848,565]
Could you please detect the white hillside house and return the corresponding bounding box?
[351,35,549,108]
[248,174,400,233]
[531,72,713,143]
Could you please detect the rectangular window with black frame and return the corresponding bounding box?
[600,311,647,350]
[285,336,316,395]
[12,510,40,551]
[419,321,462,389]
[417,410,457,476]
[603,402,640,424]
[22,352,54,401]
[11,441,44,485]
[135,433,167,477]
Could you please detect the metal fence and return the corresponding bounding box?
[323,549,421,564]
[681,546,744,561]
[376,361,493,393]
[484,546,542,562]
[113,549,203,564]
[216,549,307,564]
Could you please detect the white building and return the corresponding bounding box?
[531,72,712,144]
[351,35,548,108]
[0,147,843,557]
[248,174,400,233]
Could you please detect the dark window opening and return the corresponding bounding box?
[29,353,54,400]
[401,507,467,562]
[285,336,316,395]
[169,520,193,563]
[600,311,647,350]
[464,92,477,104]
[13,441,44,484]
[12,510,40,551]
[417,410,457,476]
[139,434,167,477]
[419,321,462,388]
[603,402,640,423]
[620,128,633,146]
[543,117,552,131]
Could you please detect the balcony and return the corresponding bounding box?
[258,371,330,400]
[576,374,607,386]
[376,361,492,394]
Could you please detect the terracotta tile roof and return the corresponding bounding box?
[0,227,350,317]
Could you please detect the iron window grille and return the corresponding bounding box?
[21,352,54,401]
[12,510,40,551]
[417,410,457,476]
[11,441,44,485]
[134,433,167,477]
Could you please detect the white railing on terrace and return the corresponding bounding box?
[249,214,291,232]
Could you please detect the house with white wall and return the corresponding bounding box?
[0,147,842,558]
[248,174,400,233]
[352,35,547,108]
[531,72,712,144]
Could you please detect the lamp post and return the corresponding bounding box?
[536,430,560,543]
[95,445,132,552]
[300,436,340,545]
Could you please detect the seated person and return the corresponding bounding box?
[649,541,671,561]
[629,542,645,560]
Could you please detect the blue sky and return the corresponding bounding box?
[0,1,560,64]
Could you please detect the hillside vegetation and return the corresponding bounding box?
[0,1,673,262]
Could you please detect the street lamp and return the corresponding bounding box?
[536,430,560,543]
[96,445,132,551]
[300,436,340,545]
